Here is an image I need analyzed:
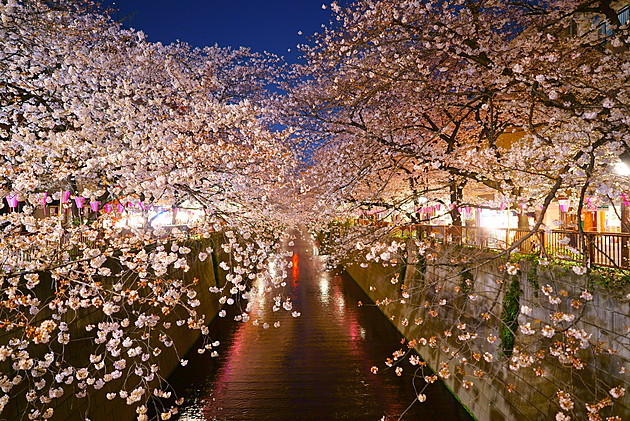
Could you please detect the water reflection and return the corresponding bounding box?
[291,252,300,288]
[165,233,473,421]
[319,274,330,304]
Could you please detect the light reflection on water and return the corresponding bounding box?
[166,233,473,421]
[319,274,330,303]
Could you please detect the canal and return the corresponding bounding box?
[164,232,472,420]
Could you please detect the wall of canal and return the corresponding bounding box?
[1,236,229,421]
[344,242,629,420]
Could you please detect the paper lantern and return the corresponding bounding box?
[89,201,101,212]
[61,191,71,204]
[558,200,569,212]
[74,196,85,209]
[5,195,18,208]
[40,192,48,215]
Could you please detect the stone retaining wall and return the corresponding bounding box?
[344,244,629,420]
[1,236,228,421]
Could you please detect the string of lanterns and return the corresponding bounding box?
[4,192,156,213]
[358,196,630,219]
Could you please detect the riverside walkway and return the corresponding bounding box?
[165,232,472,420]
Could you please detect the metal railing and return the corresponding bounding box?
[404,225,630,270]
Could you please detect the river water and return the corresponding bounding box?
[165,232,472,420]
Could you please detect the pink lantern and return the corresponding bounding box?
[436,204,442,211]
[74,196,85,209]
[558,200,569,212]
[40,192,48,215]
[61,191,71,204]
[89,201,101,212]
[5,195,18,208]
[117,204,124,213]
[104,204,113,213]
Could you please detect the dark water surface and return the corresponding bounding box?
[166,233,472,420]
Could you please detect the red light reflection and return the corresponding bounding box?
[291,252,299,287]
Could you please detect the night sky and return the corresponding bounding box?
[102,0,349,62]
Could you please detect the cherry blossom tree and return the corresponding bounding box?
[287,0,629,229]
[1,0,628,419]
[0,1,300,419]
[286,0,629,419]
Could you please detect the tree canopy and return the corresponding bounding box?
[0,0,628,419]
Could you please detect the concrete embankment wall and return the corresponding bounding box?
[1,236,228,421]
[80,238,227,421]
[344,245,629,421]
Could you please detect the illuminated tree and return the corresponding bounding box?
[0,1,298,419]
[287,0,629,230]
[289,1,629,419]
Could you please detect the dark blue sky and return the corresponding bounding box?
[103,0,348,62]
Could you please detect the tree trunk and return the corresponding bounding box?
[449,180,464,226]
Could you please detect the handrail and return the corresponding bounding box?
[407,224,630,270]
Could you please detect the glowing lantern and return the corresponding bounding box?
[558,200,570,212]
[5,195,18,208]
[74,196,85,209]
